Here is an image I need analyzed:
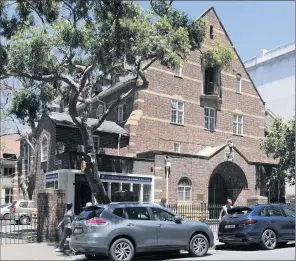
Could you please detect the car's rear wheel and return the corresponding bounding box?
[20,216,30,225]
[260,229,277,250]
[189,234,209,257]
[109,238,134,261]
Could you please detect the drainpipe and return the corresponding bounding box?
[117,134,122,156]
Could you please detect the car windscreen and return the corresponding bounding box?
[227,206,253,216]
[77,207,104,221]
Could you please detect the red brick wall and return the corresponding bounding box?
[37,189,66,242]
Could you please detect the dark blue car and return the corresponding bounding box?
[218,204,295,250]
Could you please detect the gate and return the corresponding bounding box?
[0,211,37,244]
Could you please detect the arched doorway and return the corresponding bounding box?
[208,161,248,206]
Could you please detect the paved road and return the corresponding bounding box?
[0,242,294,260]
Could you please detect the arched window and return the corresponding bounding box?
[236,73,242,93]
[41,135,48,162]
[178,178,192,202]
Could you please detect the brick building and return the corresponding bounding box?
[23,7,278,209]
[87,7,277,205]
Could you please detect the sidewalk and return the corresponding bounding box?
[0,233,221,260]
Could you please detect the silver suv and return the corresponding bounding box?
[70,203,214,261]
[10,200,34,225]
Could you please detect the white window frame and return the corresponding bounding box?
[174,65,182,77]
[41,135,48,162]
[173,143,181,153]
[171,100,184,125]
[93,135,100,152]
[236,74,242,93]
[117,103,127,123]
[177,178,192,202]
[204,107,216,130]
[233,114,243,135]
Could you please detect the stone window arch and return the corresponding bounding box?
[41,135,48,162]
[178,177,192,202]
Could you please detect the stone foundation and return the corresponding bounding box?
[37,189,66,243]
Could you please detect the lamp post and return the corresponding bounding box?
[165,156,171,203]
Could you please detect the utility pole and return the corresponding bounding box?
[165,156,171,203]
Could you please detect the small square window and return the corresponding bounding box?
[173,143,180,153]
[233,114,243,135]
[204,107,216,131]
[174,66,182,77]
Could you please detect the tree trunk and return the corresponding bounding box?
[27,152,38,200]
[80,124,110,204]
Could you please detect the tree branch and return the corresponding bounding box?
[4,72,79,90]
[142,57,158,71]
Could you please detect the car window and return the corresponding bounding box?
[78,207,104,221]
[151,207,175,222]
[282,206,295,217]
[113,208,126,219]
[125,207,150,220]
[267,206,283,217]
[258,207,269,217]
[19,202,28,208]
[28,202,34,208]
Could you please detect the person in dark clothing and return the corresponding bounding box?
[55,202,74,252]
[159,198,167,208]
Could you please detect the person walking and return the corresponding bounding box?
[55,202,74,252]
[219,198,233,221]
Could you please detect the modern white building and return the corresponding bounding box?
[244,41,295,121]
[244,42,295,203]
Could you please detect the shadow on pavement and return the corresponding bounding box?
[55,251,213,261]
[215,242,295,252]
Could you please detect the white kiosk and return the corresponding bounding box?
[45,169,155,215]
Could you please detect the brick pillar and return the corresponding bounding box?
[37,189,66,243]
[12,161,19,201]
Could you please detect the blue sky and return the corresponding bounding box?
[139,1,295,61]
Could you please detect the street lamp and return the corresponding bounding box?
[165,156,171,202]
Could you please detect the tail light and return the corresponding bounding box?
[243,219,258,225]
[13,207,16,214]
[85,217,107,226]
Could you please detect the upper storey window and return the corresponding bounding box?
[204,66,221,96]
[236,74,242,93]
[210,25,214,39]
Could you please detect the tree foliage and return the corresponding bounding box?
[261,117,295,185]
[0,0,235,202]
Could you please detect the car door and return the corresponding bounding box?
[150,207,188,248]
[125,207,158,250]
[266,205,289,241]
[281,205,295,241]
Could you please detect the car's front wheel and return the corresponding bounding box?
[109,238,134,261]
[3,213,10,220]
[260,229,277,250]
[189,234,209,257]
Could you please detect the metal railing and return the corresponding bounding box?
[0,211,37,245]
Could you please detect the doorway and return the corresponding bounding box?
[74,174,92,215]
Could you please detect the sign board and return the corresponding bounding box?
[100,174,152,183]
[196,193,205,201]
[46,173,58,181]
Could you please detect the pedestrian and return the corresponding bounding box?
[55,202,74,252]
[159,198,167,208]
[219,198,233,221]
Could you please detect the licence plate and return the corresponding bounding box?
[73,228,83,234]
[225,225,235,229]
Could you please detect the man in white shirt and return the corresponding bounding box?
[219,198,233,221]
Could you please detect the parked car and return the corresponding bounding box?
[70,202,214,261]
[0,203,12,219]
[218,204,295,250]
[10,200,34,225]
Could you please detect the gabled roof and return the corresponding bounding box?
[48,112,128,136]
[200,6,265,105]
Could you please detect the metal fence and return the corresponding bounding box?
[167,203,223,233]
[0,215,37,245]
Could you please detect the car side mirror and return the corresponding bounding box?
[175,216,182,224]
